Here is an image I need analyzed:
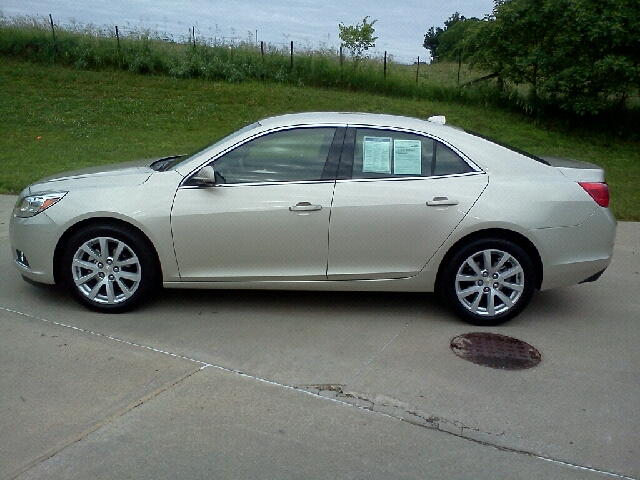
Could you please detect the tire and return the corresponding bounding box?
[61,225,159,313]
[440,238,536,326]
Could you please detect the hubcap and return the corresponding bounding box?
[71,237,141,305]
[455,248,524,317]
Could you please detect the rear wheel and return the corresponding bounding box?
[61,225,158,313]
[440,239,535,326]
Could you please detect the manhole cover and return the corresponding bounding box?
[450,332,542,370]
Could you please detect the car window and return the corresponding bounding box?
[212,128,336,183]
[433,142,473,176]
[167,122,261,171]
[352,128,471,179]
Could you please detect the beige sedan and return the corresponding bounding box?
[10,113,616,325]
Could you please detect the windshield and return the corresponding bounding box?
[165,122,261,170]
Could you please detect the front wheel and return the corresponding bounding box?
[440,239,536,326]
[61,225,159,313]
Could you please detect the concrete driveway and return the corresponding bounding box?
[1,194,638,479]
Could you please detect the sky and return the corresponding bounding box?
[0,0,495,64]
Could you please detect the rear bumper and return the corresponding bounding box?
[531,208,616,291]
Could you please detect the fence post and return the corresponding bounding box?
[261,41,264,60]
[416,56,420,83]
[339,45,343,67]
[383,51,387,79]
[290,41,294,70]
[115,26,120,51]
[192,26,196,49]
[49,14,57,59]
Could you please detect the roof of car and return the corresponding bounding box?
[257,112,448,132]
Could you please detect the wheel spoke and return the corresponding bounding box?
[81,243,101,261]
[115,257,139,267]
[115,279,134,299]
[494,289,514,308]
[499,265,523,280]
[99,237,109,259]
[502,280,524,292]
[457,285,482,298]
[73,258,98,272]
[483,250,493,270]
[465,257,483,276]
[456,273,479,282]
[88,279,107,300]
[494,252,510,271]
[105,280,116,304]
[74,271,99,287]
[118,271,141,282]
[487,291,496,316]
[113,241,126,261]
[469,292,483,313]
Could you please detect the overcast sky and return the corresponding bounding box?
[1,0,495,63]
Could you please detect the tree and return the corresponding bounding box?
[423,12,470,62]
[339,16,378,60]
[437,17,479,62]
[467,0,640,114]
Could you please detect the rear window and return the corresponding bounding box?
[464,130,550,166]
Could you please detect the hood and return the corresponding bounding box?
[27,158,173,194]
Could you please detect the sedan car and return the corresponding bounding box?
[10,112,616,325]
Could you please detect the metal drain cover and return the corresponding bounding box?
[450,332,542,370]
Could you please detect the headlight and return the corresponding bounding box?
[13,192,67,218]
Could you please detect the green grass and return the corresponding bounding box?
[1,58,638,220]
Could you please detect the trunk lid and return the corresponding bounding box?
[541,156,605,182]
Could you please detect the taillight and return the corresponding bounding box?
[578,182,610,207]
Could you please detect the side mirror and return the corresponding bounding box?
[192,166,218,186]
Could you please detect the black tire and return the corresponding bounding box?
[440,238,536,326]
[61,225,159,313]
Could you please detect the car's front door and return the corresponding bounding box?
[171,127,339,281]
[327,128,488,280]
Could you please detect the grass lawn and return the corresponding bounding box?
[1,58,638,220]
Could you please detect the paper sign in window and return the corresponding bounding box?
[393,139,422,175]
[363,137,392,173]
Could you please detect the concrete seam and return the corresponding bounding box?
[0,305,213,369]
[344,309,424,386]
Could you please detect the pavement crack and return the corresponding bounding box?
[296,384,634,479]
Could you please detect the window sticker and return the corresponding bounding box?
[393,139,422,175]
[363,136,392,173]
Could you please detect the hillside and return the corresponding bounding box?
[1,58,638,220]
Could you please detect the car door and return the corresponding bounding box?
[171,127,341,281]
[327,127,488,280]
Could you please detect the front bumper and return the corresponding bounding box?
[9,212,63,284]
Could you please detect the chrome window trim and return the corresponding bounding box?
[178,179,338,190]
[333,171,486,185]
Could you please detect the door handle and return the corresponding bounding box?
[289,202,322,212]
[427,197,459,206]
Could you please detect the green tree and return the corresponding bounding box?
[423,12,472,62]
[437,18,480,62]
[468,0,640,114]
[339,16,378,60]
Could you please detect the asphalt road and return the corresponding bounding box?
[1,194,638,480]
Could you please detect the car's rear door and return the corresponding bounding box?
[171,127,343,281]
[327,127,488,280]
